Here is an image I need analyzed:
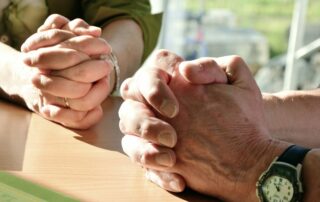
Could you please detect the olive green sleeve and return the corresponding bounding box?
[81,0,162,62]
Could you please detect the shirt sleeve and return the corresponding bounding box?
[81,0,162,62]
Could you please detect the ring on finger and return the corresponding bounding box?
[63,97,70,108]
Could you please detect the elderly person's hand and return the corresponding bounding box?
[119,51,291,200]
[118,50,229,192]
[119,50,229,192]
[19,14,114,129]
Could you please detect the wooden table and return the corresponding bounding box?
[0,98,217,202]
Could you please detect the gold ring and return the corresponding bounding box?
[226,72,233,84]
[63,97,70,108]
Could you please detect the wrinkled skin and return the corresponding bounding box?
[119,50,288,201]
[165,67,269,200]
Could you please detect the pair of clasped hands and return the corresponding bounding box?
[20,14,283,200]
[119,50,286,201]
[20,14,114,129]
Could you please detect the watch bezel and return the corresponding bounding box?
[256,160,303,202]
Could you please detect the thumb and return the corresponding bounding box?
[215,55,258,91]
[37,14,70,32]
[178,57,228,84]
[62,19,101,38]
[38,14,101,37]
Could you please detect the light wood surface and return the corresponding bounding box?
[0,98,218,202]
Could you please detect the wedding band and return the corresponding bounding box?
[63,97,70,108]
[226,72,233,84]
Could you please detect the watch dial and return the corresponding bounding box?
[263,175,294,201]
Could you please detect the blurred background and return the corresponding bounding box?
[150,0,320,93]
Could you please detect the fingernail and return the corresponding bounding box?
[89,26,101,32]
[119,120,126,132]
[40,75,50,86]
[37,25,45,32]
[40,106,55,118]
[158,132,175,147]
[21,44,27,52]
[40,106,51,117]
[51,23,58,29]
[155,153,173,167]
[170,180,182,192]
[21,53,31,65]
[160,99,178,118]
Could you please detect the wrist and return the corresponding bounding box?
[13,56,39,107]
[101,19,144,82]
[5,54,38,108]
[1,53,27,97]
[262,93,283,135]
[254,144,312,202]
[244,139,290,202]
[302,149,320,201]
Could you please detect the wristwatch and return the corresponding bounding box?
[256,145,310,202]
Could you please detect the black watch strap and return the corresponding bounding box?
[277,145,311,166]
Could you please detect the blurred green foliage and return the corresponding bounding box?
[186,0,320,57]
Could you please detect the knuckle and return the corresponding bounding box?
[229,55,245,66]
[154,49,172,58]
[203,57,218,67]
[118,101,128,119]
[30,51,46,65]
[45,107,61,119]
[139,148,153,165]
[180,61,194,77]
[48,14,63,21]
[30,74,40,86]
[119,120,126,133]
[71,18,87,27]
[33,74,51,89]
[145,80,162,103]
[153,49,183,64]
[120,78,131,99]
[139,119,153,140]
[123,136,155,165]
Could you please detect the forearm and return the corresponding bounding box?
[302,149,320,201]
[101,19,144,90]
[263,89,320,147]
[0,42,30,106]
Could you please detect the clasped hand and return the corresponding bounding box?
[118,50,288,201]
[20,14,115,129]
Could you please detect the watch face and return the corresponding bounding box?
[262,175,294,201]
[258,162,303,202]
